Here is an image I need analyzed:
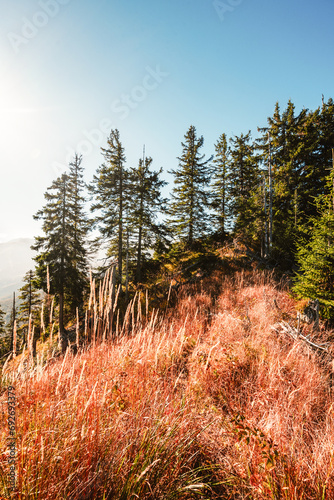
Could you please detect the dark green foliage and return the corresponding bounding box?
[17,270,42,346]
[257,98,334,258]
[211,133,230,236]
[168,125,213,245]
[33,154,89,341]
[0,306,10,361]
[0,306,5,334]
[228,132,262,247]
[90,129,129,283]
[128,155,168,283]
[293,181,334,320]
[66,154,90,310]
[257,102,298,255]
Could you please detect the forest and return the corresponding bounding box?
[1,97,334,358]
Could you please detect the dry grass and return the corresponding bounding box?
[1,270,334,499]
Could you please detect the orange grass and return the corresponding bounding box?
[0,270,334,499]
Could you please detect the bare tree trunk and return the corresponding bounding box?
[294,188,298,228]
[10,292,15,353]
[263,174,268,258]
[126,228,129,300]
[59,293,67,353]
[268,132,273,250]
[332,148,334,213]
[11,292,15,355]
[118,163,123,286]
[136,224,142,283]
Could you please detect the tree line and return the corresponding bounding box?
[1,96,334,358]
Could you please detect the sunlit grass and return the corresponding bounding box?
[1,269,333,498]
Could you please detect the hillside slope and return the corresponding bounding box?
[1,270,334,499]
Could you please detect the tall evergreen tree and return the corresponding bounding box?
[129,154,167,282]
[256,99,333,258]
[33,173,70,349]
[228,132,261,246]
[33,156,89,350]
[90,129,129,283]
[318,98,334,167]
[211,133,230,237]
[67,154,90,309]
[293,177,334,320]
[168,125,212,245]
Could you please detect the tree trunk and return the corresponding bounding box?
[59,292,67,353]
[10,292,15,353]
[118,163,123,285]
[126,228,129,300]
[263,174,268,258]
[268,132,273,250]
[136,224,142,283]
[190,160,194,246]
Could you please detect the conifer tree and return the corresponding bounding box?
[257,101,306,256]
[293,181,334,320]
[129,154,167,282]
[4,295,16,355]
[0,305,10,360]
[17,270,42,346]
[90,129,129,283]
[228,132,261,246]
[0,306,5,335]
[33,173,69,349]
[168,125,212,245]
[293,108,322,220]
[33,156,89,351]
[211,133,230,237]
[67,154,90,310]
[256,99,334,259]
[318,98,334,164]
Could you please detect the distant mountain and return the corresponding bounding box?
[0,238,36,313]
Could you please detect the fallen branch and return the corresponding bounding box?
[272,321,330,355]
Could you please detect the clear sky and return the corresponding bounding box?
[1,0,333,243]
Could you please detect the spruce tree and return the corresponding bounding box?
[33,156,89,351]
[0,305,9,360]
[256,99,333,258]
[90,129,129,283]
[293,184,334,320]
[211,133,230,237]
[0,306,5,334]
[168,125,212,246]
[293,108,322,220]
[228,132,261,246]
[67,154,90,310]
[129,154,167,282]
[318,98,334,166]
[17,270,42,346]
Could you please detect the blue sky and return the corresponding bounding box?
[0,0,333,242]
